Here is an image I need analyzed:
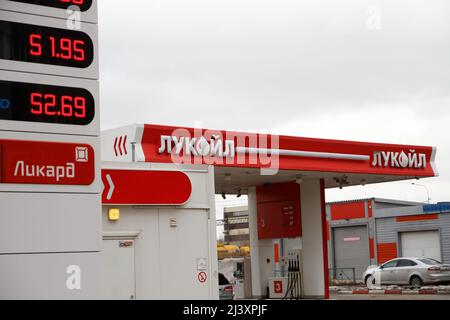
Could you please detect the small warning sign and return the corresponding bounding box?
[197,258,207,271]
[198,271,207,283]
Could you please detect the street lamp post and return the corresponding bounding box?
[411,183,431,204]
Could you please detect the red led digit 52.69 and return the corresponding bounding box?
[30,93,86,118]
[0,80,95,126]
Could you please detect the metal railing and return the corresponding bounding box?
[329,268,356,284]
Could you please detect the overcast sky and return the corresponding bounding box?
[98,0,450,204]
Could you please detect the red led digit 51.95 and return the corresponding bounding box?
[29,34,86,62]
[0,20,94,68]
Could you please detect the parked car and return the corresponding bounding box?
[363,257,450,288]
[219,273,234,300]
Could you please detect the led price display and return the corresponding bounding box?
[7,0,93,12]
[0,20,94,68]
[0,80,95,125]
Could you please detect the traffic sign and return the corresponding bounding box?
[101,169,192,205]
[198,272,207,283]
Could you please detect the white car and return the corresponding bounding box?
[218,273,234,300]
[363,257,450,288]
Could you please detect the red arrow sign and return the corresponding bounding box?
[101,169,192,205]
[0,139,95,185]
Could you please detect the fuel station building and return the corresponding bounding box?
[100,123,438,299]
[0,0,441,301]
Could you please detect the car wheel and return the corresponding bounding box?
[410,276,422,288]
[365,275,376,289]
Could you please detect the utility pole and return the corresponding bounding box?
[411,183,431,204]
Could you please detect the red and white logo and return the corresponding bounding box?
[0,139,95,185]
[76,147,89,162]
[138,124,437,178]
[371,150,427,169]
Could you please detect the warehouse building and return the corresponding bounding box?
[223,206,250,247]
[326,199,450,281]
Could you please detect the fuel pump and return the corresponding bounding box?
[282,249,302,299]
[269,245,302,299]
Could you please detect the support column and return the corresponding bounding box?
[248,187,263,298]
[300,179,329,299]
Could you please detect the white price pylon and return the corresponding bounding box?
[0,0,101,299]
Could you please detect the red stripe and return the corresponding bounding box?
[385,289,402,294]
[113,137,118,156]
[353,289,369,294]
[331,201,366,221]
[118,136,123,156]
[123,135,128,155]
[368,200,373,218]
[320,179,329,300]
[274,243,280,263]
[396,214,438,222]
[419,289,437,294]
[369,238,375,259]
[326,221,330,241]
[377,243,397,263]
[0,145,3,183]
